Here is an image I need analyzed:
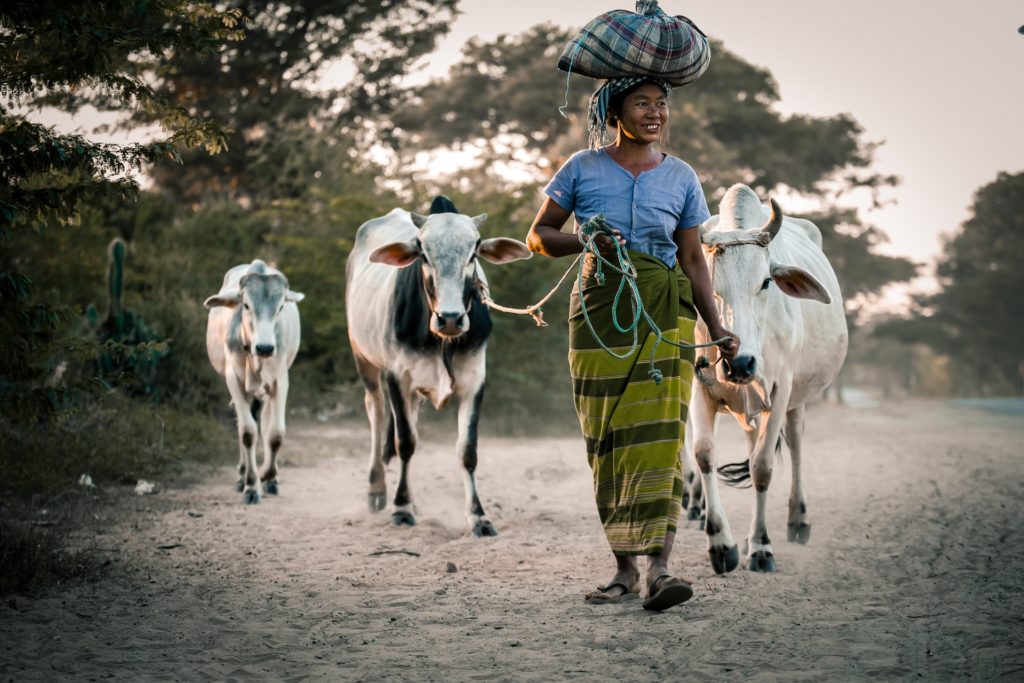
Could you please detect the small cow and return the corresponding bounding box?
[205,260,304,504]
[689,184,848,573]
[346,196,531,535]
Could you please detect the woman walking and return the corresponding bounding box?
[526,77,739,611]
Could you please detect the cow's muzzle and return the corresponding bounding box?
[724,354,757,384]
[432,311,468,338]
[254,343,275,358]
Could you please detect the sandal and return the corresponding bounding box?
[642,575,693,611]
[584,582,640,604]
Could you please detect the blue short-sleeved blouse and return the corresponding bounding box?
[543,148,710,268]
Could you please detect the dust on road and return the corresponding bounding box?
[3,401,1023,681]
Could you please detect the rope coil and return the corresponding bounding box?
[477,214,731,385]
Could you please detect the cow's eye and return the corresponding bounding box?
[243,302,250,310]
[760,278,771,291]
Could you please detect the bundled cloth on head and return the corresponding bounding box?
[558,0,710,85]
[557,1,711,148]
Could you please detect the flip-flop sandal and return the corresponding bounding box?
[584,582,640,604]
[642,575,693,611]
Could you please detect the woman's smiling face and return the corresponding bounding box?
[615,83,669,144]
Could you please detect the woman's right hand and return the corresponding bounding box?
[595,228,626,257]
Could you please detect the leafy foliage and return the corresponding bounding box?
[878,172,1024,393]
[390,26,917,408]
[144,0,458,204]
[1,0,242,230]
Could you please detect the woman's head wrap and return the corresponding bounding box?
[586,76,671,149]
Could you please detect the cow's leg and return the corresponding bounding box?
[383,409,397,465]
[384,371,418,527]
[355,353,387,511]
[745,383,792,572]
[691,387,739,574]
[681,427,704,524]
[234,398,261,492]
[785,405,811,544]
[456,383,496,537]
[259,375,288,496]
[226,371,260,504]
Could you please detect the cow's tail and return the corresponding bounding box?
[717,460,751,488]
[430,195,458,214]
[716,431,786,488]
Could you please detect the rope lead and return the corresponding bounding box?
[478,214,731,385]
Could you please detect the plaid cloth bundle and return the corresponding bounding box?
[557,0,710,87]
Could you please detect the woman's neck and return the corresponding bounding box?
[606,136,661,175]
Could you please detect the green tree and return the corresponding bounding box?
[880,172,1024,394]
[145,0,458,205]
[389,26,917,417]
[393,28,898,201]
[0,0,240,419]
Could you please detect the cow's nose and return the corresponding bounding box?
[254,344,275,357]
[436,312,466,335]
[725,354,756,382]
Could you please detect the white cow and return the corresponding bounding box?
[346,195,531,536]
[689,184,848,573]
[205,260,304,504]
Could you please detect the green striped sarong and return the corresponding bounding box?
[568,251,697,556]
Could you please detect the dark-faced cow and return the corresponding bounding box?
[688,184,848,573]
[346,196,531,536]
[205,260,304,504]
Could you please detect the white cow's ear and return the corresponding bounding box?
[770,263,832,304]
[285,290,305,303]
[699,216,719,242]
[369,240,421,267]
[477,237,532,264]
[204,292,242,309]
[471,213,488,229]
[410,212,428,229]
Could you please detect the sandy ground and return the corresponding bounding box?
[3,400,1024,681]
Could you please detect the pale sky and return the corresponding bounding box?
[416,0,1024,271]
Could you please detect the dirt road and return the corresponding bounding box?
[3,401,1023,681]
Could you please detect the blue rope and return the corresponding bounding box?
[576,214,725,385]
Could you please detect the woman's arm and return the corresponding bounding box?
[527,197,624,258]
[675,226,740,359]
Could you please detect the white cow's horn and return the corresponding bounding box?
[762,198,783,241]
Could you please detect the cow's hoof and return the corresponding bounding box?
[709,544,739,575]
[682,490,691,511]
[472,520,498,538]
[698,513,706,531]
[263,479,280,496]
[234,479,245,493]
[687,506,702,521]
[787,521,811,544]
[242,488,261,505]
[747,551,776,573]
[391,510,416,527]
[368,492,387,512]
